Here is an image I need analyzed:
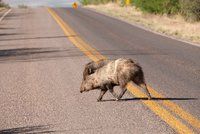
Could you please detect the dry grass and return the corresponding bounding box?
[86,3,200,44]
[0,7,5,12]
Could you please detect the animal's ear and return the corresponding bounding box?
[83,67,89,80]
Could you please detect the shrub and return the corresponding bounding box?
[133,0,180,15]
[180,0,200,22]
[80,0,114,5]
[0,1,10,8]
[81,0,89,5]
[18,4,28,8]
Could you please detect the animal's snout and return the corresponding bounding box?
[80,86,85,93]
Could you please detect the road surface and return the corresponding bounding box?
[0,7,199,133]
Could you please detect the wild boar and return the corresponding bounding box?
[80,58,151,101]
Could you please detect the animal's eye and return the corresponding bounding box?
[89,68,92,74]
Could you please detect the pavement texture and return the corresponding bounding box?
[54,7,200,117]
[0,7,199,134]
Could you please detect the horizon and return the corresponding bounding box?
[3,0,78,7]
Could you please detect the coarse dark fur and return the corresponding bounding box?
[82,59,108,80]
[80,58,151,101]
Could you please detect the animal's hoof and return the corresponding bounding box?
[115,98,120,101]
[97,99,102,102]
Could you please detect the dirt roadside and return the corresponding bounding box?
[0,7,5,12]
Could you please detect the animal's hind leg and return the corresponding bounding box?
[97,89,107,102]
[106,85,119,101]
[139,83,151,100]
[117,88,127,100]
[117,77,128,100]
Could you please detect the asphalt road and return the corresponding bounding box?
[0,7,199,133]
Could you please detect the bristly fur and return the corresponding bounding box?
[82,59,108,80]
[80,58,151,101]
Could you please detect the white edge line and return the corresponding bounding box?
[0,9,12,22]
[84,7,200,48]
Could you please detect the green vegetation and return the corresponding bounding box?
[133,0,200,21]
[0,1,10,8]
[18,4,28,8]
[81,0,200,22]
[179,0,200,22]
[80,0,89,5]
[133,0,180,15]
[80,0,113,5]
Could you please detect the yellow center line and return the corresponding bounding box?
[47,8,98,61]
[127,83,194,134]
[47,7,198,133]
[47,7,105,62]
[148,86,200,129]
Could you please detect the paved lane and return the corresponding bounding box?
[0,8,182,133]
[53,7,200,118]
[52,7,200,133]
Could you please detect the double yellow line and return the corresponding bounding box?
[47,8,200,133]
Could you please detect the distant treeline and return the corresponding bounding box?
[0,0,10,8]
[81,0,113,5]
[133,0,200,22]
[80,0,200,22]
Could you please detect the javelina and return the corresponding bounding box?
[80,58,151,101]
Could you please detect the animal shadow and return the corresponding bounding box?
[101,97,197,102]
[0,125,56,134]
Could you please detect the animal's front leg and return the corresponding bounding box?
[106,85,119,101]
[97,89,107,102]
